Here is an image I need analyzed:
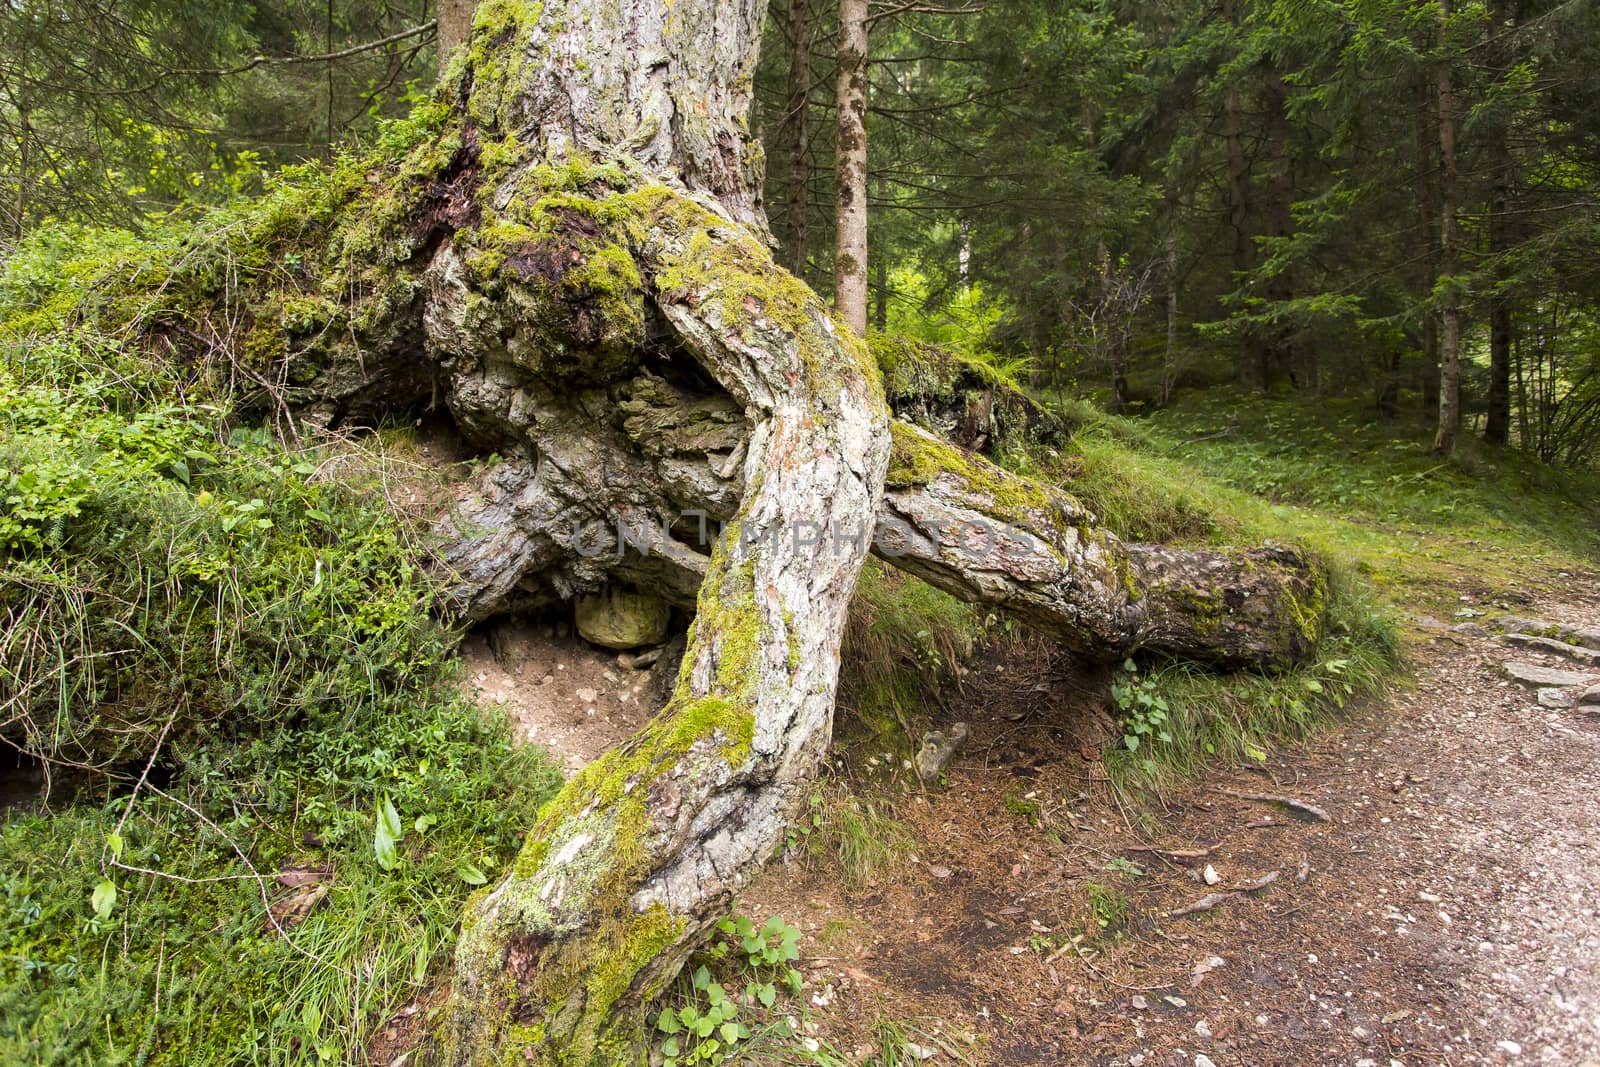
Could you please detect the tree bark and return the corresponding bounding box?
[1261,63,1306,387]
[437,0,477,77]
[1221,0,1264,390]
[833,0,869,335]
[1411,67,1441,412]
[774,0,816,277]
[1483,0,1513,446]
[1434,0,1462,455]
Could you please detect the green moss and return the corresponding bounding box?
[886,420,1054,515]
[466,0,545,131]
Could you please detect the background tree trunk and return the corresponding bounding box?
[1262,63,1306,387]
[1412,68,1441,413]
[437,0,476,77]
[1484,0,1513,446]
[1434,0,1462,455]
[834,0,869,335]
[1221,0,1264,391]
[775,0,816,277]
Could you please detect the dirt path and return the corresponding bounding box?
[738,582,1600,1066]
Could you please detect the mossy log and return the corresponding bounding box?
[4,0,1325,1059]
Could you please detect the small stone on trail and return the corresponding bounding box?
[1500,633,1600,665]
[1495,1039,1523,1056]
[915,722,970,782]
[1537,687,1575,709]
[1203,864,1221,886]
[575,687,597,703]
[1501,661,1596,688]
[616,645,664,671]
[1194,1055,1218,1067]
[1579,685,1600,707]
[1131,995,1148,1010]
[1451,622,1490,637]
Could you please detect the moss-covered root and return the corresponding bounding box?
[879,422,1325,669]
[445,183,890,1063]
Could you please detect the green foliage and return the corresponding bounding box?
[836,561,980,755]
[0,347,564,1063]
[0,677,562,1065]
[0,0,438,230]
[0,377,459,769]
[651,914,804,1067]
[1111,658,1172,757]
[801,787,914,888]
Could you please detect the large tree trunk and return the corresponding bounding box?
[65,1,1326,1059]
[1434,0,1462,455]
[833,0,869,335]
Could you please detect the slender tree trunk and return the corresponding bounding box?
[1221,0,1263,390]
[1434,0,1462,455]
[1483,0,1513,445]
[775,0,815,277]
[873,171,888,331]
[1261,63,1305,387]
[1164,181,1180,406]
[12,108,26,240]
[1412,68,1440,412]
[833,0,869,335]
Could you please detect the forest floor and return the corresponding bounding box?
[736,571,1600,1067]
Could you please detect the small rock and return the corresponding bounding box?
[1195,1020,1212,1038]
[1579,685,1600,707]
[574,588,670,650]
[1418,890,1442,904]
[1495,1039,1523,1057]
[1451,621,1489,637]
[1500,633,1600,665]
[1501,661,1596,688]
[575,687,597,703]
[1413,616,1447,631]
[1164,995,1188,1008]
[616,645,664,671]
[1195,1056,1218,1067]
[1537,687,1575,709]
[1488,614,1565,638]
[1131,995,1148,1010]
[1203,864,1220,886]
[914,722,970,782]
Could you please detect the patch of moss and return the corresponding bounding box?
[886,420,1054,516]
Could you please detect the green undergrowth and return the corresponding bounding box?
[835,560,981,758]
[0,368,564,1064]
[1041,385,1598,794]
[1062,388,1600,607]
